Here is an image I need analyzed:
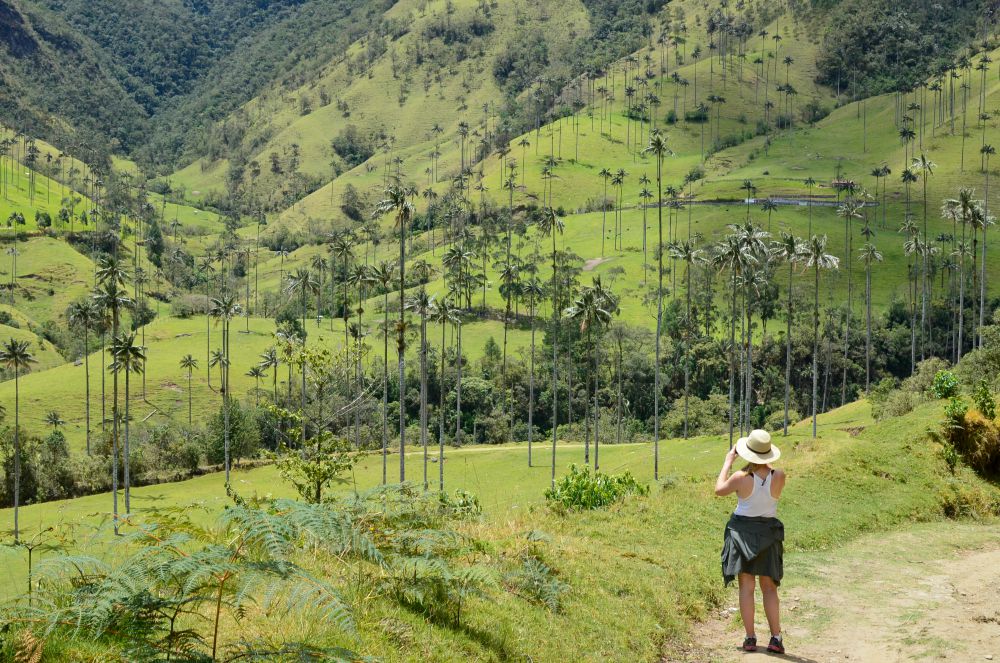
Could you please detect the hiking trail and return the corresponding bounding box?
[665,522,1000,663]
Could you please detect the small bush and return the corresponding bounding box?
[931,370,960,399]
[938,477,1000,519]
[872,388,918,421]
[171,294,209,318]
[936,397,1000,476]
[545,465,648,510]
[903,357,950,394]
[973,380,996,419]
[438,489,482,518]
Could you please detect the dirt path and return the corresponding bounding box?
[583,257,612,271]
[666,522,1000,663]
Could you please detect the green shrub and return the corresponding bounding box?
[973,380,996,419]
[903,357,950,394]
[438,489,482,518]
[545,465,648,510]
[931,371,960,399]
[936,397,1000,476]
[872,388,918,422]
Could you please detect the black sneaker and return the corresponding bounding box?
[767,635,785,654]
[742,636,757,652]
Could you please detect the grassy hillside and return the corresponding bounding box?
[1,397,997,660]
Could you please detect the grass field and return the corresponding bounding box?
[1,395,997,660]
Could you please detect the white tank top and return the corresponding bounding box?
[733,470,778,518]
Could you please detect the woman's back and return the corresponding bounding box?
[733,469,779,518]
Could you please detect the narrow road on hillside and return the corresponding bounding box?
[665,522,1000,663]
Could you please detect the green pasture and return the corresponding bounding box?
[1,397,998,660]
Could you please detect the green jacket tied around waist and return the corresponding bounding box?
[721,514,784,586]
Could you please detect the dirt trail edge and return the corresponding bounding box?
[665,522,1000,663]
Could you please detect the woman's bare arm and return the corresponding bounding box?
[714,447,745,496]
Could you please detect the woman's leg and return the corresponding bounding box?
[759,575,781,637]
[737,573,756,637]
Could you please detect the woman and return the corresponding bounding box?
[714,429,786,654]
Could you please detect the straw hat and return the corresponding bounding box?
[735,429,780,464]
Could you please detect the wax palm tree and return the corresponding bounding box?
[858,242,883,392]
[329,232,354,338]
[369,261,394,484]
[643,131,671,480]
[564,278,614,469]
[67,298,103,455]
[772,233,807,435]
[741,179,756,219]
[109,331,145,516]
[179,354,198,427]
[210,293,242,480]
[498,260,519,441]
[539,206,564,487]
[92,277,132,528]
[804,236,840,437]
[836,197,864,404]
[979,145,995,349]
[373,185,415,482]
[598,168,612,255]
[639,181,653,282]
[670,239,705,438]
[522,277,544,466]
[247,366,266,407]
[258,348,279,403]
[44,411,65,430]
[430,298,459,490]
[310,255,328,325]
[900,215,920,371]
[760,198,779,232]
[944,188,976,360]
[1,338,35,542]
[405,289,434,490]
[912,154,936,359]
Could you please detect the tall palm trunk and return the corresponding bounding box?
[124,364,131,514]
[550,232,559,488]
[419,312,428,491]
[784,261,793,435]
[921,176,929,360]
[439,316,447,491]
[729,271,738,446]
[12,368,20,542]
[593,332,600,470]
[653,158,663,479]
[812,261,820,437]
[455,316,463,453]
[382,290,389,485]
[527,289,536,467]
[865,259,873,391]
[84,326,91,454]
[300,290,307,449]
[224,316,231,482]
[112,342,120,534]
[980,156,991,349]
[398,220,407,483]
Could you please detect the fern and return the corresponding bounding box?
[504,556,570,612]
[13,629,43,663]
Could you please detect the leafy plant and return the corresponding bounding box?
[973,380,996,420]
[931,371,960,399]
[545,465,648,511]
[504,556,569,612]
[437,489,482,518]
[6,492,360,661]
